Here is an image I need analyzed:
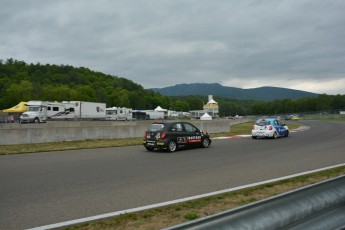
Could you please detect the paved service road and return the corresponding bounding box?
[1,121,345,229]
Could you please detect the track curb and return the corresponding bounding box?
[212,125,311,140]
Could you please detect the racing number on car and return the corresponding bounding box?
[177,137,187,144]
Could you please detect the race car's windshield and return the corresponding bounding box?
[255,119,270,126]
[149,124,165,132]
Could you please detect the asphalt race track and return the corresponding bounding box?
[1,121,345,229]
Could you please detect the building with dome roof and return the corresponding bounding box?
[190,95,219,118]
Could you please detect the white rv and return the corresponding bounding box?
[105,107,132,121]
[20,101,106,123]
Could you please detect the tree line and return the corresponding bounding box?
[0,58,251,115]
[1,59,344,116]
[251,94,345,115]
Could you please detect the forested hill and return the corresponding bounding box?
[0,59,255,115]
[0,59,170,110]
[1,59,344,116]
[151,83,319,101]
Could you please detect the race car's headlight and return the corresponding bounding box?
[201,130,208,135]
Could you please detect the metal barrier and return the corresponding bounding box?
[165,175,345,230]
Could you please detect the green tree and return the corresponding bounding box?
[332,95,345,110]
[41,85,76,101]
[107,88,131,108]
[116,89,131,107]
[173,100,189,111]
[186,97,203,110]
[5,80,33,105]
[129,91,149,109]
[76,85,96,101]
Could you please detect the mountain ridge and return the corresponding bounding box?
[150,83,319,101]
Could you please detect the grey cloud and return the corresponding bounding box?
[1,0,344,94]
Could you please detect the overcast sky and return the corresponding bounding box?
[1,0,345,94]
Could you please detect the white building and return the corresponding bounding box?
[190,95,219,118]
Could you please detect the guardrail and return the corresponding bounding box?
[165,175,345,230]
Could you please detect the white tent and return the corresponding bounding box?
[200,113,212,120]
[154,106,167,112]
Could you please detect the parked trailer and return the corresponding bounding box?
[105,107,132,121]
[131,110,165,120]
[71,101,106,120]
[20,101,106,123]
[132,110,147,120]
[144,110,165,119]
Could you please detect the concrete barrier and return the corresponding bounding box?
[0,119,250,145]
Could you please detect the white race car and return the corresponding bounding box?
[252,118,289,139]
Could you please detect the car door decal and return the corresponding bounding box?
[276,127,285,135]
[177,137,187,144]
[187,136,202,143]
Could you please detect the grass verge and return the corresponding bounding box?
[63,165,345,230]
[0,138,143,155]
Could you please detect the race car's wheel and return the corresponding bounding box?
[145,146,154,151]
[252,136,257,139]
[202,138,210,148]
[285,130,289,137]
[34,118,39,123]
[273,131,278,139]
[167,141,177,152]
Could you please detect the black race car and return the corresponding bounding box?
[143,121,211,152]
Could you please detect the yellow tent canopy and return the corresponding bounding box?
[2,102,28,113]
